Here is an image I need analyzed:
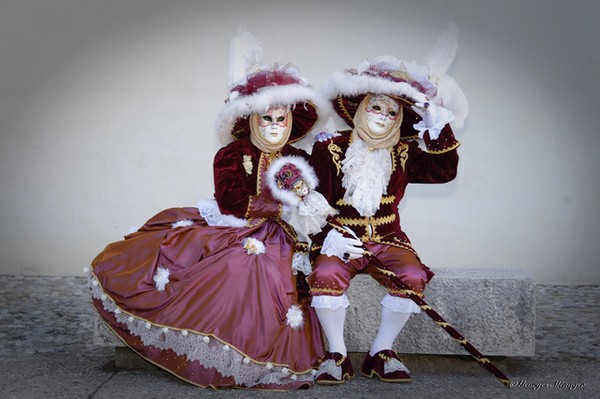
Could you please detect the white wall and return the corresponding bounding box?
[1,0,599,284]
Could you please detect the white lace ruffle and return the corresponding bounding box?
[317,359,342,381]
[292,252,312,275]
[196,198,248,228]
[412,103,455,141]
[296,191,337,235]
[381,294,421,313]
[341,139,392,217]
[311,294,349,310]
[384,357,411,375]
[86,269,314,387]
[315,358,342,381]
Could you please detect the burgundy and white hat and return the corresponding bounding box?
[321,22,468,133]
[215,29,328,145]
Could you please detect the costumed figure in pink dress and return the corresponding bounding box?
[86,30,327,390]
[307,25,469,384]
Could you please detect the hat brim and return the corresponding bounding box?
[216,83,326,145]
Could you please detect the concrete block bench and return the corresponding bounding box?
[93,267,535,361]
[345,267,535,357]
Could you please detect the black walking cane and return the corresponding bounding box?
[325,215,512,388]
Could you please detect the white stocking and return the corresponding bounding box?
[315,306,348,356]
[369,304,411,356]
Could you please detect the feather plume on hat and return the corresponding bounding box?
[226,27,265,90]
[322,21,469,132]
[423,21,469,129]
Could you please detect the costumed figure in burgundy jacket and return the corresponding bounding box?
[86,30,327,390]
[307,26,469,385]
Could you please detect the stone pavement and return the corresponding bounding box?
[1,275,599,398]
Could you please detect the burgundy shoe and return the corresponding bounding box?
[315,352,354,385]
[361,350,411,383]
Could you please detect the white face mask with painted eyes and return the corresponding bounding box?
[257,105,290,144]
[365,95,400,136]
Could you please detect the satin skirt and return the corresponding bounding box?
[89,207,324,390]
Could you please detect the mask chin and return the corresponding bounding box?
[260,127,286,144]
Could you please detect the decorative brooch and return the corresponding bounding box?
[242,155,253,175]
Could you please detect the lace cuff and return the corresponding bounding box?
[196,199,247,227]
[311,294,350,310]
[381,294,421,313]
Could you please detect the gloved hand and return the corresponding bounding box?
[313,131,336,144]
[411,102,454,140]
[321,228,364,262]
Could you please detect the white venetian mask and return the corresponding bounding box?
[258,105,290,145]
[365,95,400,136]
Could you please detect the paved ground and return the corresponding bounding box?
[1,275,598,398]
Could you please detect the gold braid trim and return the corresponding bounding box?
[337,95,354,124]
[372,265,424,297]
[424,141,461,154]
[309,287,345,295]
[397,142,409,172]
[274,217,299,241]
[335,195,395,207]
[327,142,343,176]
[389,288,424,297]
[336,214,396,227]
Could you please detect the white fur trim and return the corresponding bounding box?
[265,155,319,207]
[320,54,466,130]
[321,70,429,104]
[215,84,330,145]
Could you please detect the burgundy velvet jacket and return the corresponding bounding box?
[309,126,460,257]
[213,135,309,224]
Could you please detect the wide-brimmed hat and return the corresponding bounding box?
[322,23,468,133]
[215,30,326,145]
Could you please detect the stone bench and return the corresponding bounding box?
[94,267,535,363]
[345,267,535,357]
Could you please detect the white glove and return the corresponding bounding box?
[411,102,454,140]
[321,228,364,262]
[312,131,336,144]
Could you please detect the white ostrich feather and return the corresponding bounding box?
[424,21,459,77]
[228,27,264,88]
[423,21,469,129]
